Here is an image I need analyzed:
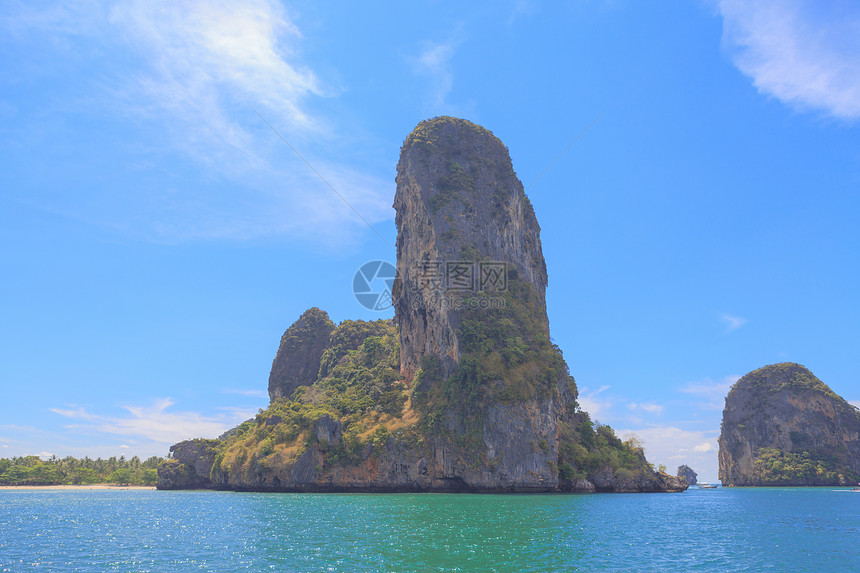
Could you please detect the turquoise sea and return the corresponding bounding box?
[1,487,858,572]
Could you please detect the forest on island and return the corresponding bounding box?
[0,455,164,486]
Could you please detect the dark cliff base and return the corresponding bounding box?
[161,486,684,494]
[158,437,686,494]
[158,482,686,494]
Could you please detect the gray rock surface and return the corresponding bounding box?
[677,464,697,485]
[392,117,547,382]
[268,308,335,401]
[718,362,860,486]
[156,439,218,490]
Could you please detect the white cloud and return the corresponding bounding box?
[221,388,269,399]
[411,31,463,109]
[577,385,612,421]
[109,0,322,159]
[849,400,860,410]
[50,398,248,446]
[618,426,721,482]
[718,0,860,120]
[508,0,538,25]
[680,375,739,410]
[720,313,748,332]
[627,402,664,415]
[3,1,394,245]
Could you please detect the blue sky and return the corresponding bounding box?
[1,0,858,482]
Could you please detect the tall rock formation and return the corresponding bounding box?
[158,117,685,494]
[388,117,572,491]
[718,362,860,486]
[268,308,335,401]
[393,117,547,382]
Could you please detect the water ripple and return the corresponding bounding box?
[0,487,858,571]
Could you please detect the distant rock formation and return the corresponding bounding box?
[158,117,686,494]
[268,308,335,401]
[156,439,219,490]
[676,464,697,485]
[718,362,860,486]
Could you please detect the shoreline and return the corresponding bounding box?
[0,484,156,491]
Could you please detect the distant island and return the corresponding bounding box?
[677,465,697,485]
[719,362,860,486]
[0,455,162,486]
[158,117,685,494]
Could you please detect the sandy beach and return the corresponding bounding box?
[0,484,156,491]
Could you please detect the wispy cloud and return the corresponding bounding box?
[50,398,250,446]
[109,0,323,160]
[618,426,721,481]
[508,0,538,25]
[411,30,464,109]
[3,1,393,245]
[680,375,739,410]
[577,385,612,420]
[627,402,664,415]
[720,313,748,332]
[718,0,860,120]
[221,388,269,399]
[681,375,739,396]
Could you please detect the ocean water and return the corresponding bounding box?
[1,487,858,572]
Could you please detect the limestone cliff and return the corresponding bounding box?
[392,116,547,381]
[158,117,685,494]
[156,439,219,490]
[718,362,860,486]
[268,308,335,401]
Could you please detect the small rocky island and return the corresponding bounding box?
[676,465,697,485]
[158,117,685,493]
[718,362,860,486]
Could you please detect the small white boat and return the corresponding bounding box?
[698,483,718,489]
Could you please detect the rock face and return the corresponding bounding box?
[718,363,860,486]
[268,308,335,401]
[159,117,686,494]
[156,439,219,490]
[388,117,564,491]
[677,465,697,485]
[393,117,547,381]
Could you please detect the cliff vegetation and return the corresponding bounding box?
[158,117,684,493]
[0,455,162,486]
[719,362,860,486]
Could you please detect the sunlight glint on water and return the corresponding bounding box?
[1,488,858,572]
